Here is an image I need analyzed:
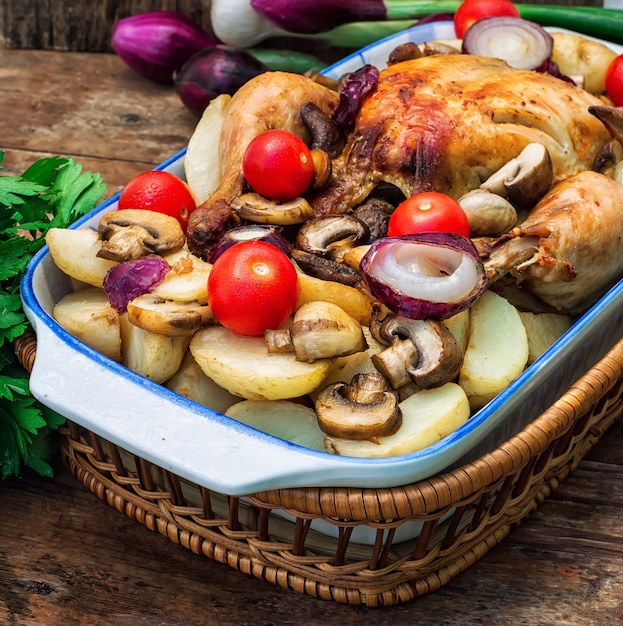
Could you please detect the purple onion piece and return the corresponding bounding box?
[462,17,553,71]
[175,45,268,116]
[332,64,379,131]
[534,58,578,86]
[207,225,292,264]
[360,233,487,321]
[111,11,219,84]
[250,0,387,34]
[103,255,170,313]
[416,13,455,25]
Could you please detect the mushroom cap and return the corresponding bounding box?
[98,209,185,262]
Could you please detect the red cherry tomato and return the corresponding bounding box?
[207,240,299,336]
[118,170,197,233]
[388,192,470,238]
[242,129,315,201]
[454,0,520,39]
[605,54,623,107]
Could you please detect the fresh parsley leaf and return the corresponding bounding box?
[0,150,106,478]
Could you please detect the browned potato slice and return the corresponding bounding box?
[459,290,529,410]
[46,227,117,287]
[190,325,333,401]
[295,270,373,326]
[518,310,573,364]
[120,314,189,383]
[325,382,470,457]
[53,287,121,361]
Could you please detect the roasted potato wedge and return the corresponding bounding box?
[551,32,617,95]
[165,350,241,412]
[518,310,573,364]
[120,314,189,383]
[184,93,231,204]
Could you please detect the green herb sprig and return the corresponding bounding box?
[0,151,105,478]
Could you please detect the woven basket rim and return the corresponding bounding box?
[14,330,623,515]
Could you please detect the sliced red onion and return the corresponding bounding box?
[360,233,487,320]
[462,17,554,71]
[103,255,169,313]
[332,64,379,131]
[207,225,292,264]
[416,13,455,25]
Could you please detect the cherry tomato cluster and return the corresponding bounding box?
[454,0,519,38]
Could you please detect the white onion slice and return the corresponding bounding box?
[360,233,487,320]
[371,241,479,303]
[462,17,554,71]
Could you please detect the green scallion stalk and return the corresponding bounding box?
[250,48,328,73]
[305,3,623,48]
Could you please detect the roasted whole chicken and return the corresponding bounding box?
[187,51,623,316]
[309,54,612,216]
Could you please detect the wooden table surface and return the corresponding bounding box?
[1,45,623,626]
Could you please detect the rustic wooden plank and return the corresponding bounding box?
[0,416,621,625]
[0,0,213,52]
[0,47,196,197]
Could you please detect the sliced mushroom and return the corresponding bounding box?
[309,148,332,191]
[314,372,401,440]
[458,188,518,237]
[126,294,213,336]
[589,105,623,146]
[97,209,186,262]
[388,41,460,65]
[480,143,553,209]
[370,305,463,389]
[291,248,363,287]
[593,139,623,173]
[231,192,314,226]
[295,214,370,260]
[300,101,344,158]
[265,300,367,363]
[352,198,394,241]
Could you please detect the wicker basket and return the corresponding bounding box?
[14,330,623,606]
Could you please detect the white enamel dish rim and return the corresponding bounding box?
[21,22,623,496]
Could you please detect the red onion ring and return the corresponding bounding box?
[462,17,554,71]
[360,233,487,320]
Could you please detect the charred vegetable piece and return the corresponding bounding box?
[332,64,379,131]
[103,255,169,314]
